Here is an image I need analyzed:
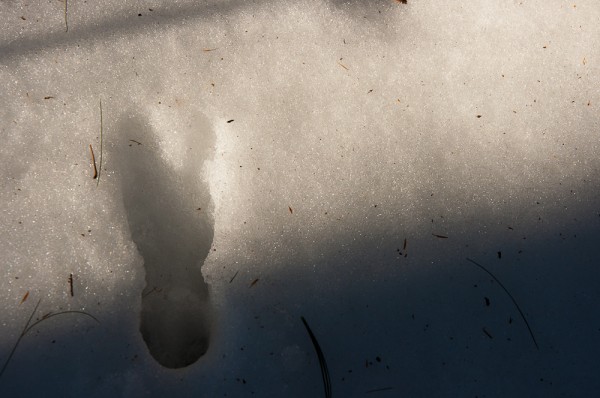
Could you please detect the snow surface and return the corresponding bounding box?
[1,0,600,396]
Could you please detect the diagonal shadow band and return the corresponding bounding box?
[0,0,257,63]
[0,0,402,63]
[115,111,214,368]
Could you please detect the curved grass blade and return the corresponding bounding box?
[301,316,332,398]
[24,310,100,335]
[0,299,42,379]
[467,258,539,350]
[0,299,100,380]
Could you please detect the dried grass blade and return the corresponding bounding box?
[89,144,97,179]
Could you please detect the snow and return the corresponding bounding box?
[1,0,600,396]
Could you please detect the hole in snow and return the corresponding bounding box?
[116,112,214,368]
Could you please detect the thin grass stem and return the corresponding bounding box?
[0,299,41,379]
[96,99,103,186]
[24,310,100,335]
[64,0,68,32]
[0,299,100,380]
[301,316,332,398]
[467,258,539,350]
